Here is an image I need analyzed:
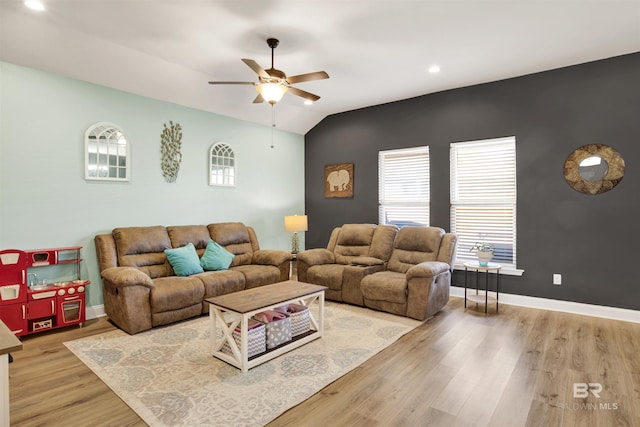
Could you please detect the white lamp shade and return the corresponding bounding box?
[257,83,288,104]
[284,215,308,232]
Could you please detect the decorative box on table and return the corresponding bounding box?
[254,310,292,349]
[275,303,310,337]
[220,319,266,357]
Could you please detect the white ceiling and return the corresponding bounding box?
[1,1,639,135]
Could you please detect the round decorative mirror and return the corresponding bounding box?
[578,156,608,181]
[563,144,624,195]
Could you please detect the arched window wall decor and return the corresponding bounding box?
[84,122,130,181]
[209,142,236,187]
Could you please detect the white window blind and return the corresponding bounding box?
[450,136,517,269]
[379,146,430,227]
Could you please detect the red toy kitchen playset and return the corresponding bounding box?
[0,246,89,337]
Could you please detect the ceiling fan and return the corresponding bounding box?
[208,38,329,105]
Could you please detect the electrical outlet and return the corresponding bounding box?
[553,274,562,285]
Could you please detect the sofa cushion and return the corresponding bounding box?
[334,224,377,264]
[387,227,444,273]
[150,276,205,313]
[165,243,204,276]
[231,264,281,289]
[114,226,171,256]
[307,264,347,291]
[113,226,173,278]
[361,271,407,304]
[369,225,399,262]
[167,225,211,252]
[197,270,246,298]
[200,240,235,271]
[208,222,254,266]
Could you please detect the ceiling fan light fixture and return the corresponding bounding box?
[24,0,45,11]
[257,83,288,104]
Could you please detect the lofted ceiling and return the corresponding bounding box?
[1,1,639,135]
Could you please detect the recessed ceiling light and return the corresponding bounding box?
[428,65,441,74]
[304,100,313,106]
[24,0,45,11]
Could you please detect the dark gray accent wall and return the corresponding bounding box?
[304,53,640,311]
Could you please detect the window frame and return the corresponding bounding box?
[450,136,522,275]
[378,146,430,228]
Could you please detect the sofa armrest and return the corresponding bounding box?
[101,267,154,288]
[406,261,452,321]
[406,261,451,280]
[100,267,153,334]
[253,249,293,266]
[297,248,335,266]
[296,249,336,283]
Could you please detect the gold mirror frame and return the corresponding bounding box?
[563,144,625,195]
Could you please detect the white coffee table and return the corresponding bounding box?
[205,280,327,372]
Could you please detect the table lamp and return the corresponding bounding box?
[284,215,308,254]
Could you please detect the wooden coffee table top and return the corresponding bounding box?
[0,321,22,356]
[205,280,327,314]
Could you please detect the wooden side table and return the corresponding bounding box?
[464,261,502,313]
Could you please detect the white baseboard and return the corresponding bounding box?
[450,286,640,324]
[86,304,106,320]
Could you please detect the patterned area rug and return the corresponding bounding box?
[64,301,420,426]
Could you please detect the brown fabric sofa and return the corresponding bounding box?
[297,224,456,320]
[94,222,291,334]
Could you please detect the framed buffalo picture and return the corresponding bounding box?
[324,163,354,198]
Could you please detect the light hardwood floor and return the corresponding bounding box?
[8,297,640,426]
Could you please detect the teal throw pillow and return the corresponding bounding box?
[165,243,204,276]
[200,240,235,271]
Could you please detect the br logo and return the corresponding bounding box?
[573,383,602,398]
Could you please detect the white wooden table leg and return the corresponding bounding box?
[209,308,216,354]
[241,315,248,373]
[1,354,10,427]
[319,292,324,337]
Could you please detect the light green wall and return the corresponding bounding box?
[0,61,305,309]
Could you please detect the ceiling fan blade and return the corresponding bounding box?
[241,59,270,79]
[208,81,256,85]
[288,86,321,102]
[286,71,329,84]
[253,93,265,104]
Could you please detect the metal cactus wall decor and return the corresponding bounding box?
[160,121,182,183]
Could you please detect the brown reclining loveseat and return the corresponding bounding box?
[297,224,456,320]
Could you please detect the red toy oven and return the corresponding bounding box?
[56,282,87,326]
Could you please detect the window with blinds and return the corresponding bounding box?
[379,146,430,227]
[450,136,517,270]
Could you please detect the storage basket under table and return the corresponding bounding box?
[220,319,266,358]
[254,310,292,349]
[275,303,310,337]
